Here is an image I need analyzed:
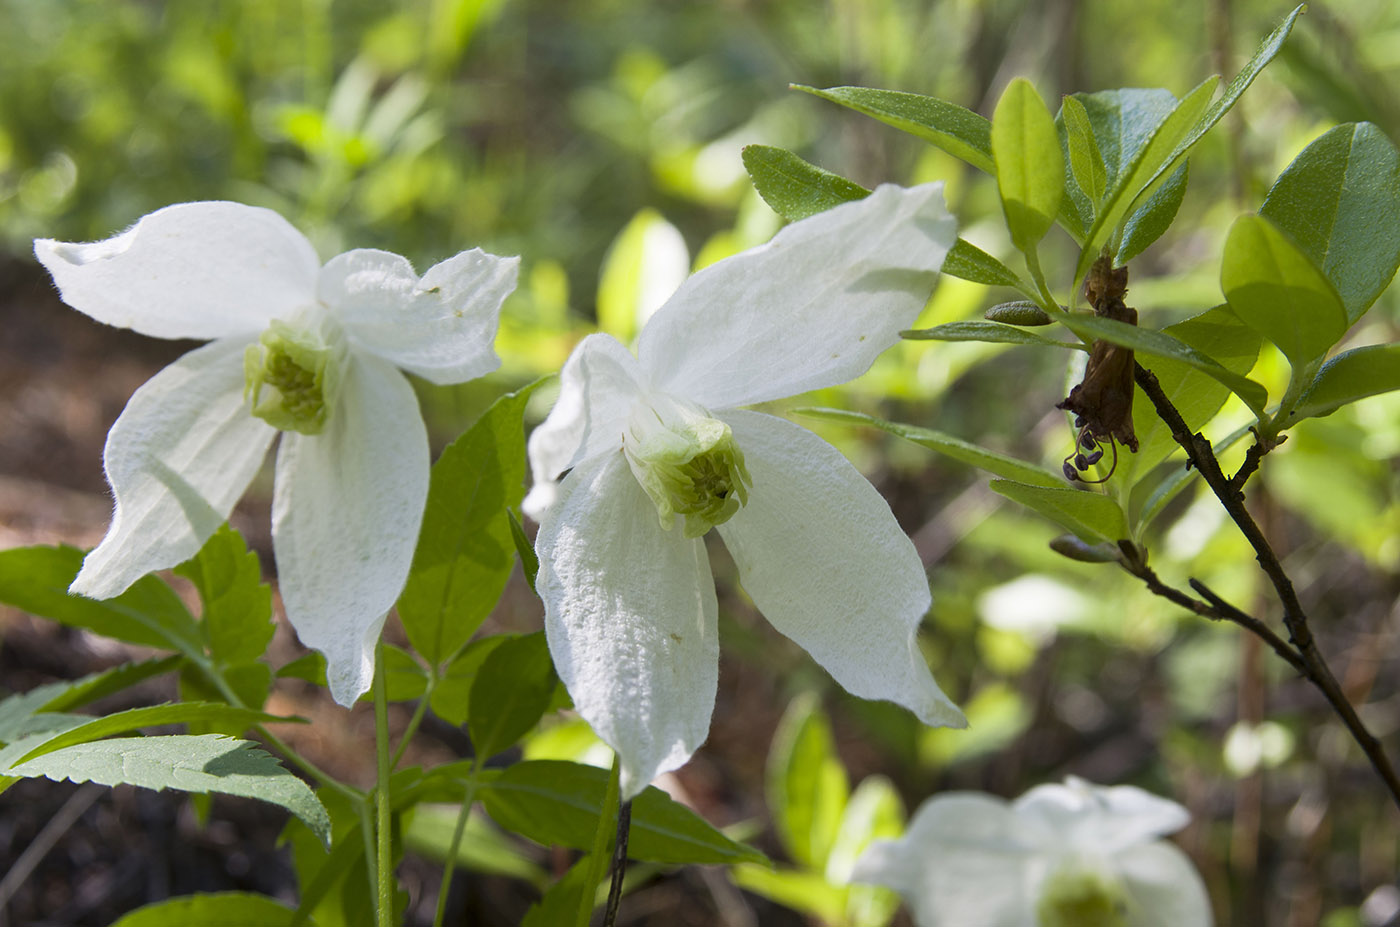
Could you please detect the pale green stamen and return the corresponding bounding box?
[1036,866,1128,927]
[244,320,340,436]
[624,399,752,538]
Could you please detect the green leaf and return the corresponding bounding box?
[521,856,597,927]
[508,510,539,595]
[1061,94,1107,207]
[1074,78,1218,287]
[992,78,1064,251]
[730,865,848,926]
[110,893,312,927]
[175,524,274,665]
[795,85,994,174]
[402,804,547,885]
[1292,344,1400,420]
[1049,310,1269,417]
[4,734,330,844]
[276,646,425,702]
[1117,162,1188,264]
[429,634,514,726]
[766,694,848,870]
[0,656,182,739]
[467,632,559,759]
[1260,122,1400,323]
[0,545,202,654]
[398,381,540,666]
[941,238,1025,288]
[1125,305,1262,480]
[990,480,1127,544]
[903,320,1082,350]
[829,777,904,926]
[597,209,687,344]
[1222,213,1349,366]
[797,408,1064,488]
[741,145,870,221]
[480,760,766,865]
[1069,89,1179,192]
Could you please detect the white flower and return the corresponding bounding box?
[35,202,517,705]
[526,182,965,798]
[851,777,1213,927]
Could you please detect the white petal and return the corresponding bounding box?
[35,202,319,340]
[70,339,275,598]
[715,411,963,728]
[1117,842,1214,927]
[1016,779,1191,855]
[321,248,516,384]
[637,182,955,409]
[525,334,649,519]
[272,352,430,706]
[535,452,719,798]
[853,794,1038,927]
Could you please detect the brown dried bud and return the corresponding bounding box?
[1057,255,1139,454]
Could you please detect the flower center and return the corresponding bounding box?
[1036,866,1127,927]
[623,395,752,538]
[244,320,341,436]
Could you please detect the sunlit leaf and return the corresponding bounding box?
[174,524,273,666]
[110,893,311,927]
[1292,344,1400,420]
[741,145,869,221]
[795,85,994,173]
[942,238,1025,288]
[990,480,1127,544]
[992,78,1064,251]
[767,693,848,870]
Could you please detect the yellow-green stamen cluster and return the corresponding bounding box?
[1036,866,1128,927]
[244,320,340,436]
[624,399,752,538]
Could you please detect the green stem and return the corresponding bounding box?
[374,643,395,927]
[1022,245,1059,313]
[431,762,485,927]
[390,673,436,771]
[574,756,622,927]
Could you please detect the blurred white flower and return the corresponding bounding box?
[526,183,964,797]
[852,776,1212,927]
[36,202,517,705]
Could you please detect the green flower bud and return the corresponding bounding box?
[244,320,341,435]
[624,396,752,538]
[1036,866,1127,927]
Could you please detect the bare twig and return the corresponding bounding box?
[603,800,633,927]
[1133,362,1400,810]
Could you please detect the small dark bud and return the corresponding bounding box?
[1062,461,1080,481]
[1074,453,1089,470]
[1084,449,1104,465]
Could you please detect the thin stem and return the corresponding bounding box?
[603,800,634,927]
[390,673,436,771]
[1022,245,1059,312]
[432,763,485,927]
[575,756,623,927]
[374,643,395,927]
[1134,362,1400,810]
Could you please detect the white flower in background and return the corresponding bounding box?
[852,777,1212,927]
[526,182,965,798]
[35,202,517,705]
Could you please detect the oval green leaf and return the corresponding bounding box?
[992,78,1064,251]
[1292,344,1400,420]
[990,480,1128,544]
[741,145,870,221]
[795,85,993,174]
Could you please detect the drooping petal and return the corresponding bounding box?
[70,338,275,598]
[272,352,430,706]
[852,794,1038,927]
[524,334,650,519]
[715,411,963,728]
[321,248,516,385]
[637,182,955,409]
[35,202,320,341]
[1016,779,1191,856]
[1117,842,1214,927]
[535,452,719,798]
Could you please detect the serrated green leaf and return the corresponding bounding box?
[1292,344,1400,420]
[904,319,1081,349]
[990,480,1127,544]
[398,381,541,666]
[5,734,330,844]
[941,238,1025,288]
[0,545,202,654]
[1117,161,1188,263]
[992,78,1064,251]
[1049,310,1269,417]
[480,760,766,865]
[796,85,994,173]
[797,408,1064,488]
[1222,213,1349,366]
[1260,122,1400,323]
[741,145,870,221]
[175,525,274,665]
[467,632,558,759]
[429,634,514,726]
[767,694,848,870]
[109,892,312,927]
[1062,94,1107,207]
[0,657,183,740]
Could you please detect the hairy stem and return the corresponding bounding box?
[374,644,395,927]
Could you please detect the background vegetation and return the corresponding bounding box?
[1,1,1398,924]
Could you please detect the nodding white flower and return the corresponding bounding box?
[526,183,965,798]
[852,777,1213,927]
[35,202,517,705]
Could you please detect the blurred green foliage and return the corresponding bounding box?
[4,1,1400,923]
